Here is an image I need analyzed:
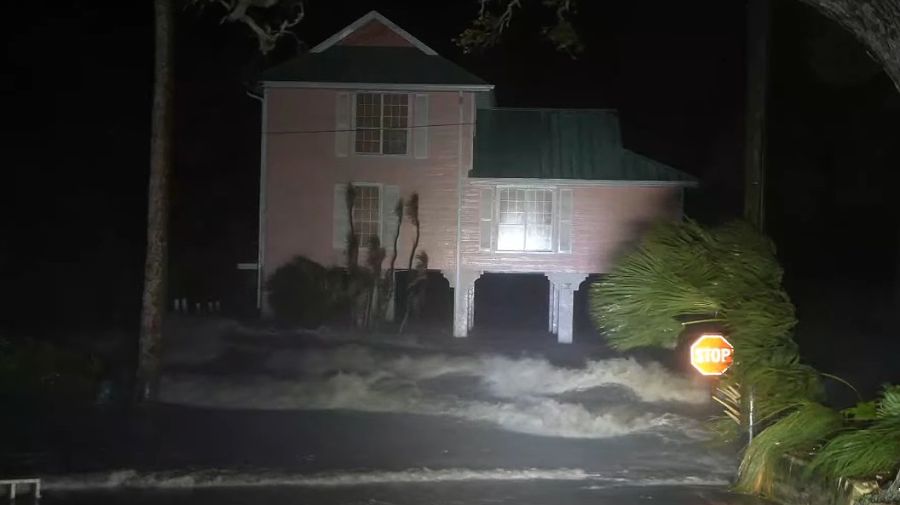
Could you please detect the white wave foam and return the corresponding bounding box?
[44,467,598,490]
[160,372,705,439]
[161,341,713,440]
[265,346,710,405]
[581,475,730,490]
[454,397,688,438]
[44,467,728,491]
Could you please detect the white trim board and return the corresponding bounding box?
[262,81,494,92]
[256,88,269,310]
[310,11,438,55]
[467,177,698,188]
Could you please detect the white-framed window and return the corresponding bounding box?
[352,184,381,246]
[496,188,554,252]
[354,93,410,155]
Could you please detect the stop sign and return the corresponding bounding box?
[690,333,734,376]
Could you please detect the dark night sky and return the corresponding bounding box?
[3,1,898,387]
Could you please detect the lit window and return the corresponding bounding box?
[497,188,553,251]
[352,185,381,246]
[354,93,409,155]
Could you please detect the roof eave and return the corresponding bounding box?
[466,176,698,187]
[261,81,495,92]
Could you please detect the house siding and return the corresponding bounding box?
[339,20,414,48]
[459,183,682,274]
[263,88,473,283]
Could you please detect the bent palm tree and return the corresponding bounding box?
[589,219,829,492]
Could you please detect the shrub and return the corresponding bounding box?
[0,337,102,404]
[266,256,331,328]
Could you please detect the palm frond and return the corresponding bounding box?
[842,401,878,422]
[735,402,842,496]
[592,220,796,355]
[879,385,900,419]
[590,218,899,495]
[590,219,812,425]
[708,415,742,445]
[807,415,900,479]
[713,383,742,424]
[809,384,900,480]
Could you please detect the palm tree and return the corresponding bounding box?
[589,219,831,492]
[385,197,404,321]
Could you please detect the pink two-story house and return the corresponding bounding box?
[255,11,695,343]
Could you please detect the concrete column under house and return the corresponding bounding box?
[546,273,589,344]
[448,269,482,338]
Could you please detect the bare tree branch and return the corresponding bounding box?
[796,0,900,93]
[458,0,581,54]
[460,0,900,91]
[192,0,305,53]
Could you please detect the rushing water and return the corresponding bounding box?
[41,335,774,504]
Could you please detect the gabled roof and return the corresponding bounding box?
[310,11,437,55]
[260,46,491,89]
[472,108,696,185]
[260,11,492,90]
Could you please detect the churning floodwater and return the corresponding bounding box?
[40,332,774,504]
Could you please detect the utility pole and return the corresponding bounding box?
[743,0,770,445]
[744,0,771,230]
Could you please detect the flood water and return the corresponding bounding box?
[36,332,774,504]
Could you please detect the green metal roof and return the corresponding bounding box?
[618,150,696,183]
[471,108,696,184]
[260,46,490,87]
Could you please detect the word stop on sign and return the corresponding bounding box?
[693,347,732,363]
[690,333,735,376]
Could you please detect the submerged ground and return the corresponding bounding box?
[3,318,775,504]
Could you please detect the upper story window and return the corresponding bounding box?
[497,188,553,252]
[354,93,410,155]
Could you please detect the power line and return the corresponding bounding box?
[264,122,476,135]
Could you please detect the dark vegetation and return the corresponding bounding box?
[0,337,102,405]
[265,256,336,328]
[265,183,429,332]
[590,219,900,498]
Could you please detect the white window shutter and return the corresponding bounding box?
[479,187,494,251]
[558,189,573,253]
[382,185,401,251]
[333,184,349,249]
[335,92,351,157]
[413,94,429,159]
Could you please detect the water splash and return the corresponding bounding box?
[43,467,729,490]
[161,344,710,439]
[266,345,710,404]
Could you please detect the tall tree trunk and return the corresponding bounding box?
[799,0,900,93]
[744,0,900,230]
[744,0,770,230]
[136,0,174,403]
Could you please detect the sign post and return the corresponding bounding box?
[690,333,751,441]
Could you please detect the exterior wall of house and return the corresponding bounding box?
[338,20,414,47]
[262,87,474,284]
[459,182,683,274]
